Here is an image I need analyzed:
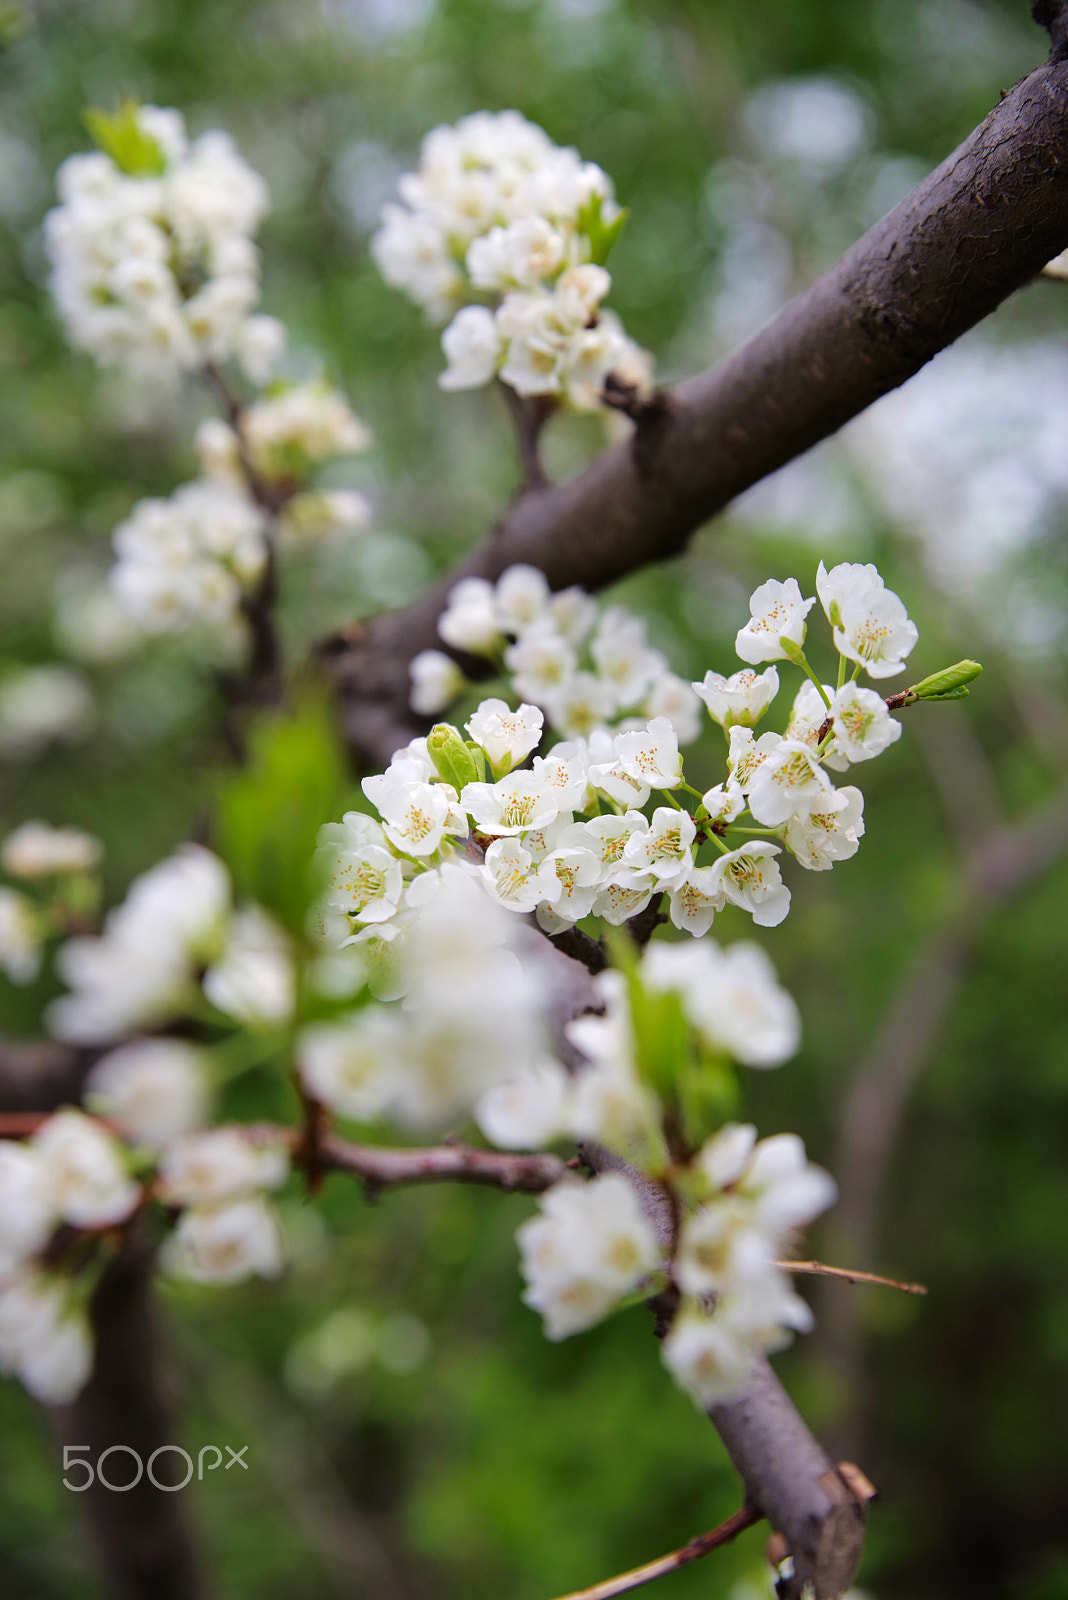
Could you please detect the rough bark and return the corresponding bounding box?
[330,56,1068,767]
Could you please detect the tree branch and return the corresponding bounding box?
[498,382,554,491]
[52,1223,202,1600]
[330,57,1068,766]
[318,1131,567,1197]
[578,1142,870,1599]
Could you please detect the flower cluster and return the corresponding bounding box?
[109,480,269,640]
[411,562,701,742]
[44,107,375,651]
[45,102,281,383]
[46,844,295,1043]
[0,1090,288,1401]
[511,943,830,1395]
[108,383,372,643]
[372,111,649,406]
[301,861,551,1133]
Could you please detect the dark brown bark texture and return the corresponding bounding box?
[331,56,1068,769]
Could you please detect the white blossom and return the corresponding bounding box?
[157,1127,289,1207]
[297,1010,399,1123]
[641,673,703,744]
[480,836,561,913]
[50,844,231,1043]
[648,940,800,1067]
[467,215,566,290]
[87,1038,210,1149]
[409,650,465,716]
[620,807,696,886]
[438,577,502,655]
[829,681,902,762]
[1,821,102,879]
[614,717,683,790]
[816,560,918,679]
[461,770,560,836]
[589,609,665,709]
[315,812,404,925]
[517,1174,660,1340]
[706,842,791,928]
[242,381,372,474]
[465,698,544,772]
[32,1110,140,1228]
[0,1271,93,1403]
[0,1146,54,1271]
[734,578,815,665]
[784,787,865,871]
[667,868,726,937]
[660,1303,754,1405]
[785,679,848,772]
[726,726,784,792]
[203,907,295,1027]
[535,844,603,929]
[693,666,780,729]
[746,738,836,827]
[475,1057,571,1150]
[46,109,272,380]
[503,622,577,703]
[439,304,502,390]
[700,783,745,825]
[165,1196,284,1284]
[542,672,616,740]
[367,772,454,857]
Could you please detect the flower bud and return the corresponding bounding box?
[427,724,483,790]
[908,660,983,700]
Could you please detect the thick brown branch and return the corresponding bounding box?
[550,1502,762,1600]
[331,58,1068,766]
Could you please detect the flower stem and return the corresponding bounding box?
[796,654,832,710]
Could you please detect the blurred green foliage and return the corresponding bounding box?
[1,1,1067,1597]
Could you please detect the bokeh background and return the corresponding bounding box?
[2,1,1068,1596]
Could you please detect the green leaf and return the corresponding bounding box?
[83,100,167,176]
[908,659,984,701]
[215,694,348,935]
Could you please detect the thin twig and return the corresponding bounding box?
[549,1503,762,1600]
[778,1259,927,1295]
